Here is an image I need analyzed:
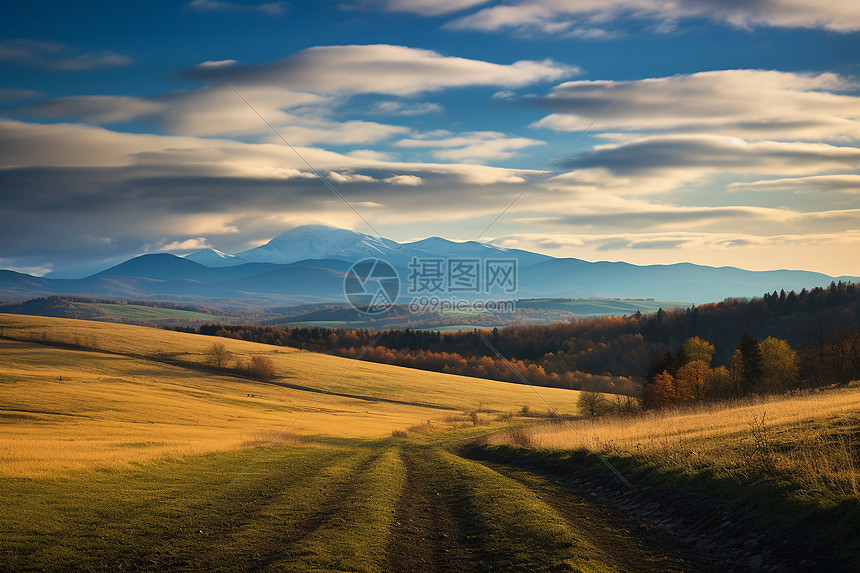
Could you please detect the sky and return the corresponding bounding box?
[1,0,860,278]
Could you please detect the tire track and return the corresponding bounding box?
[384,448,478,573]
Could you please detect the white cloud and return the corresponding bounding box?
[0,39,131,71]
[552,135,860,196]
[159,237,213,252]
[197,59,238,68]
[447,1,860,35]
[384,174,424,185]
[328,171,377,183]
[17,86,410,145]
[396,130,546,162]
[18,45,575,146]
[0,119,534,186]
[728,174,860,194]
[531,70,860,142]
[185,44,579,96]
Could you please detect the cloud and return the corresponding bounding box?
[395,130,546,161]
[551,135,860,196]
[0,113,547,277]
[183,44,579,96]
[366,100,443,116]
[384,174,424,185]
[186,0,287,15]
[16,95,162,123]
[157,237,213,252]
[574,136,860,174]
[370,0,491,16]
[328,171,377,183]
[19,45,575,146]
[0,89,41,101]
[531,70,860,142]
[0,118,536,243]
[728,174,860,194]
[519,204,791,232]
[0,39,131,71]
[0,259,54,277]
[446,1,860,35]
[492,230,860,276]
[15,86,410,145]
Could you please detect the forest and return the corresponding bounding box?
[192,282,860,401]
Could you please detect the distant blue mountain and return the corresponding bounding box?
[0,225,856,306]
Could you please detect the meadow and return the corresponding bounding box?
[0,313,582,478]
[487,387,860,497]
[1,313,857,571]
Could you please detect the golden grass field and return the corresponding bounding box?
[0,313,583,478]
[490,387,860,496]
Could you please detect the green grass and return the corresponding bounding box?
[90,303,218,320]
[519,298,691,315]
[440,449,612,572]
[0,443,405,573]
[416,447,618,572]
[470,442,860,567]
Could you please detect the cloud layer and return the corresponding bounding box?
[0,40,131,71]
[444,1,860,35]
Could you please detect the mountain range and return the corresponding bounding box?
[0,224,856,307]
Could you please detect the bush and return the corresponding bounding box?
[247,356,276,381]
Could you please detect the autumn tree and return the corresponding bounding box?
[681,336,715,365]
[645,370,677,408]
[706,365,733,400]
[758,336,798,393]
[675,360,710,401]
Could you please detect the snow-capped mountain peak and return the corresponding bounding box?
[235,224,402,265]
[185,248,249,267]
[185,224,552,267]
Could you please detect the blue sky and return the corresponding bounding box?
[2,0,860,277]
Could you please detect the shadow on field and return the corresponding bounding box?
[459,442,858,573]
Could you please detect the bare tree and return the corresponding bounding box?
[207,342,231,368]
[578,391,609,419]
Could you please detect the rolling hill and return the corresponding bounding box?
[0,312,582,477]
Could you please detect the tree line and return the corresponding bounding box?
[187,281,860,398]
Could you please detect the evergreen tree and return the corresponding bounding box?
[740,332,763,393]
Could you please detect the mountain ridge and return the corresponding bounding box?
[1,224,857,306]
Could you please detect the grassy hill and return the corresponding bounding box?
[0,313,581,478]
[0,296,222,324]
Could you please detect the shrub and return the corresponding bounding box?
[247,356,276,381]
